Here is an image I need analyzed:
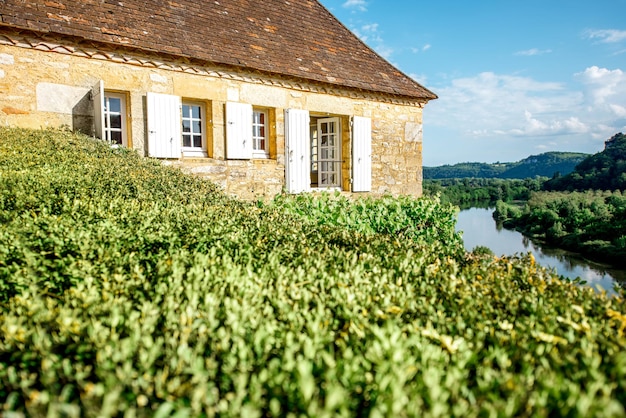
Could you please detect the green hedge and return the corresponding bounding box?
[1,128,625,417]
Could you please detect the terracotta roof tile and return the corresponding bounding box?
[0,0,437,100]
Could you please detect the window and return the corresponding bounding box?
[103,92,127,147]
[92,81,130,148]
[285,110,371,194]
[315,117,341,188]
[252,109,269,158]
[181,102,206,157]
[226,102,273,160]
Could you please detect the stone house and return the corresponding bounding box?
[0,0,437,199]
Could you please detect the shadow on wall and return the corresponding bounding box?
[72,92,94,135]
[35,82,94,135]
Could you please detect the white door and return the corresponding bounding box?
[317,117,341,188]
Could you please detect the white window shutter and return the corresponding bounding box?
[285,108,311,194]
[352,116,372,192]
[92,80,105,140]
[147,92,181,158]
[226,101,253,159]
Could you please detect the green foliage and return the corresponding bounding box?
[424,177,544,206]
[266,191,464,260]
[544,133,626,191]
[1,128,626,417]
[494,190,626,264]
[470,245,494,257]
[425,152,588,180]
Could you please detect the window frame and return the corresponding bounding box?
[252,108,269,159]
[103,92,128,147]
[181,101,207,157]
[310,116,341,189]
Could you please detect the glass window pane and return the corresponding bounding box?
[193,121,201,134]
[110,131,122,145]
[259,112,265,124]
[182,105,190,118]
[192,105,201,119]
[182,120,190,133]
[193,135,202,148]
[110,114,122,129]
[183,134,191,147]
[108,98,121,113]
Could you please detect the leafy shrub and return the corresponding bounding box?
[470,245,494,256]
[1,128,625,417]
[266,191,464,260]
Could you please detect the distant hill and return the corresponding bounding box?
[424,151,589,179]
[543,133,626,191]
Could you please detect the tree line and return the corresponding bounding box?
[425,132,626,265]
[423,177,545,206]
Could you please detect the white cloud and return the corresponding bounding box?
[409,73,428,85]
[425,67,626,162]
[585,29,626,44]
[351,22,394,59]
[609,104,626,118]
[575,66,626,135]
[514,48,552,56]
[351,23,377,42]
[511,111,588,137]
[342,0,367,11]
[428,72,575,133]
[575,66,626,106]
[412,44,431,53]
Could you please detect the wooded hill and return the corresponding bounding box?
[424,151,588,179]
[543,132,626,191]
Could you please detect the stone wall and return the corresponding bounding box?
[0,31,426,199]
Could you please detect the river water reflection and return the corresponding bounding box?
[456,207,626,293]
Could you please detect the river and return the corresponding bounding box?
[456,207,626,293]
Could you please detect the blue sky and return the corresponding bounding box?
[319,0,626,166]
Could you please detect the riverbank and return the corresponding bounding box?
[456,207,625,292]
[493,192,626,266]
[500,218,625,266]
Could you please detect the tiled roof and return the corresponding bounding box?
[0,0,437,100]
